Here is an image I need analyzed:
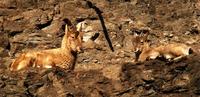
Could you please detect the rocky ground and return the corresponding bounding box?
[1,0,200,97]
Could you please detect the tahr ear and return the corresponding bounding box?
[76,23,82,32]
[65,24,74,36]
[65,24,69,34]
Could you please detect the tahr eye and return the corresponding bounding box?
[71,36,75,39]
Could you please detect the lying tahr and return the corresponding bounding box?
[10,22,83,71]
[138,43,192,62]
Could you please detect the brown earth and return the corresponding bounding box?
[1,0,200,97]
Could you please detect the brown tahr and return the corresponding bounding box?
[10,23,83,71]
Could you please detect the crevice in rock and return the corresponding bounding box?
[8,31,23,37]
[36,19,53,30]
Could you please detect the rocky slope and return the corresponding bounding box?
[1,0,200,97]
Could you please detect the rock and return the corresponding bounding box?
[0,0,46,9]
[42,20,64,34]
[0,80,5,88]
[36,72,66,97]
[3,20,24,35]
[141,70,154,82]
[186,38,197,45]
[22,9,53,28]
[0,33,9,48]
[0,0,16,8]
[191,71,200,95]
[0,33,10,57]
[196,0,200,9]
[161,85,188,93]
[0,17,3,30]
[102,64,122,80]
[83,39,97,49]
[0,47,9,57]
[76,21,95,32]
[59,1,96,20]
[173,74,190,87]
[0,9,18,17]
[105,22,119,31]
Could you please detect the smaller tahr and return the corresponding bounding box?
[138,43,192,62]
